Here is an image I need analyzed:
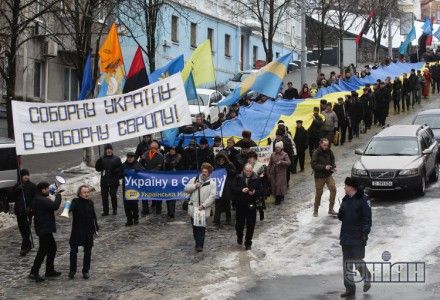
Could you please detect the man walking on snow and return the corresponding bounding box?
[338,177,372,298]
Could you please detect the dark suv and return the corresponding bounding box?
[0,137,18,212]
[351,125,439,195]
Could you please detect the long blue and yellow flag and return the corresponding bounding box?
[219,52,292,106]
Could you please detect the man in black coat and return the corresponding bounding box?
[293,120,308,172]
[9,169,37,256]
[198,137,215,166]
[232,163,262,250]
[374,82,387,127]
[95,144,122,216]
[283,81,299,99]
[334,98,350,145]
[183,139,199,170]
[134,134,152,160]
[122,152,144,225]
[402,73,411,112]
[408,69,419,108]
[140,141,164,215]
[68,185,98,280]
[338,177,372,298]
[225,138,240,167]
[308,107,323,157]
[349,93,363,138]
[29,182,62,282]
[360,85,374,129]
[213,152,236,227]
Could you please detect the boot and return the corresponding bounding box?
[328,209,338,216]
[29,273,45,282]
[313,205,319,217]
[45,270,61,277]
[340,290,355,298]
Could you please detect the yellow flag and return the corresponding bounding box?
[99,23,124,73]
[182,39,215,86]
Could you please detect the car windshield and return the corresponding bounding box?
[364,137,419,156]
[414,114,440,129]
[188,94,209,106]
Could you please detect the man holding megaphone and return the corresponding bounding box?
[29,182,62,282]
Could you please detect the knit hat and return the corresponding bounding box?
[126,152,135,157]
[200,137,209,145]
[344,177,360,190]
[20,169,30,177]
[275,141,284,149]
[104,144,113,151]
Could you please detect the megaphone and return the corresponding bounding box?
[60,200,71,218]
[49,175,66,195]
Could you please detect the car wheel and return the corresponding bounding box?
[417,173,426,196]
[429,163,439,182]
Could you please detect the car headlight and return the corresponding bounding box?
[398,168,419,176]
[352,168,368,176]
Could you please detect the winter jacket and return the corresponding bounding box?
[184,176,217,218]
[95,154,123,187]
[321,110,338,132]
[232,172,262,209]
[197,147,215,166]
[408,73,418,91]
[308,114,323,140]
[69,197,99,247]
[283,87,299,99]
[135,141,151,160]
[338,190,372,246]
[311,147,336,178]
[235,139,257,148]
[294,127,308,153]
[163,153,183,171]
[268,151,291,196]
[32,193,62,236]
[333,103,349,126]
[10,181,38,216]
[183,146,198,170]
[140,151,164,170]
[402,78,410,94]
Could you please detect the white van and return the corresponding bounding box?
[0,137,18,212]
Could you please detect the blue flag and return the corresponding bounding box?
[434,27,440,41]
[422,16,433,35]
[78,54,93,100]
[149,55,184,83]
[399,26,416,55]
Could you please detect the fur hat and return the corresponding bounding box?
[274,141,284,149]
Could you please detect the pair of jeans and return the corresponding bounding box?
[70,244,92,274]
[30,233,57,275]
[101,185,118,214]
[16,214,32,251]
[235,206,257,247]
[191,218,206,248]
[314,176,336,211]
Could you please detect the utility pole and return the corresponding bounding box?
[388,12,393,59]
[300,4,307,86]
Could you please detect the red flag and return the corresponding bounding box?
[123,46,149,93]
[356,11,376,46]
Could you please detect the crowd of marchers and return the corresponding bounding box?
[5,62,436,294]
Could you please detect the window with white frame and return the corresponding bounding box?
[64,67,78,101]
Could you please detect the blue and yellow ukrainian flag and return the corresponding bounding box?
[219,52,292,106]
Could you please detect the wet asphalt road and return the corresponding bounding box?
[1,92,439,299]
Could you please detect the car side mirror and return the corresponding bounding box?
[354,148,363,155]
[422,148,433,155]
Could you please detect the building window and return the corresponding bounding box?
[253,46,258,67]
[64,68,78,101]
[276,52,280,58]
[225,34,231,57]
[207,27,214,49]
[190,22,197,48]
[171,15,179,42]
[33,62,41,98]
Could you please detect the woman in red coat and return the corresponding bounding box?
[299,83,311,98]
[423,68,432,99]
